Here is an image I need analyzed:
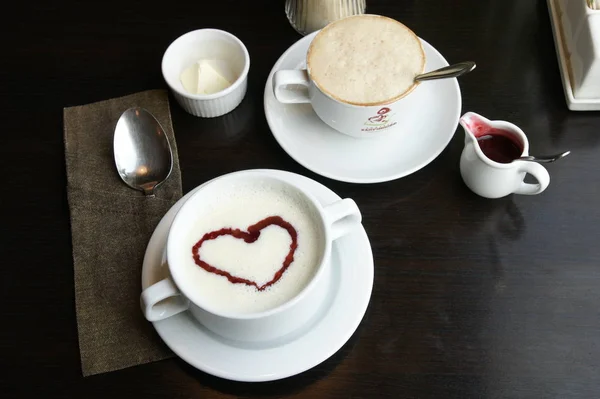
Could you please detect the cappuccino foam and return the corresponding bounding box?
[307,14,425,105]
[173,181,324,315]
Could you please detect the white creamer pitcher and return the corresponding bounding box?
[459,112,550,199]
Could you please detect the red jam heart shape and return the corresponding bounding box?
[191,216,298,291]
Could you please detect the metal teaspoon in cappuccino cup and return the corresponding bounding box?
[415,61,477,81]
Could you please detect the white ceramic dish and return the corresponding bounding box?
[141,169,374,382]
[141,170,362,343]
[557,0,600,99]
[263,31,462,184]
[548,0,600,110]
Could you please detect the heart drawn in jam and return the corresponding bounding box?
[191,216,298,291]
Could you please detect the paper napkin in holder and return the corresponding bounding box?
[63,89,181,376]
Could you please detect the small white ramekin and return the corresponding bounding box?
[162,29,250,118]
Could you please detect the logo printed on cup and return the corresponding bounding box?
[362,107,397,132]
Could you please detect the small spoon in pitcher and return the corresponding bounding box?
[517,150,570,163]
[476,135,570,164]
[415,61,477,81]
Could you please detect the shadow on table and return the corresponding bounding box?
[169,93,255,149]
[178,320,366,396]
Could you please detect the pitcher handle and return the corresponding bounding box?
[513,161,550,195]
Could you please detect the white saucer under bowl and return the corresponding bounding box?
[264,31,462,184]
[141,169,374,382]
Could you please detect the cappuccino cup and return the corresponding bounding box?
[140,170,362,342]
[273,14,426,138]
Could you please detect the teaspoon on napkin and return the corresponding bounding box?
[114,107,173,197]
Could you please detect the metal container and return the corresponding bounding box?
[285,0,367,35]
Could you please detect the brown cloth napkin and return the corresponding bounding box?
[64,89,181,376]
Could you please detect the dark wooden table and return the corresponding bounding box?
[4,0,600,398]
